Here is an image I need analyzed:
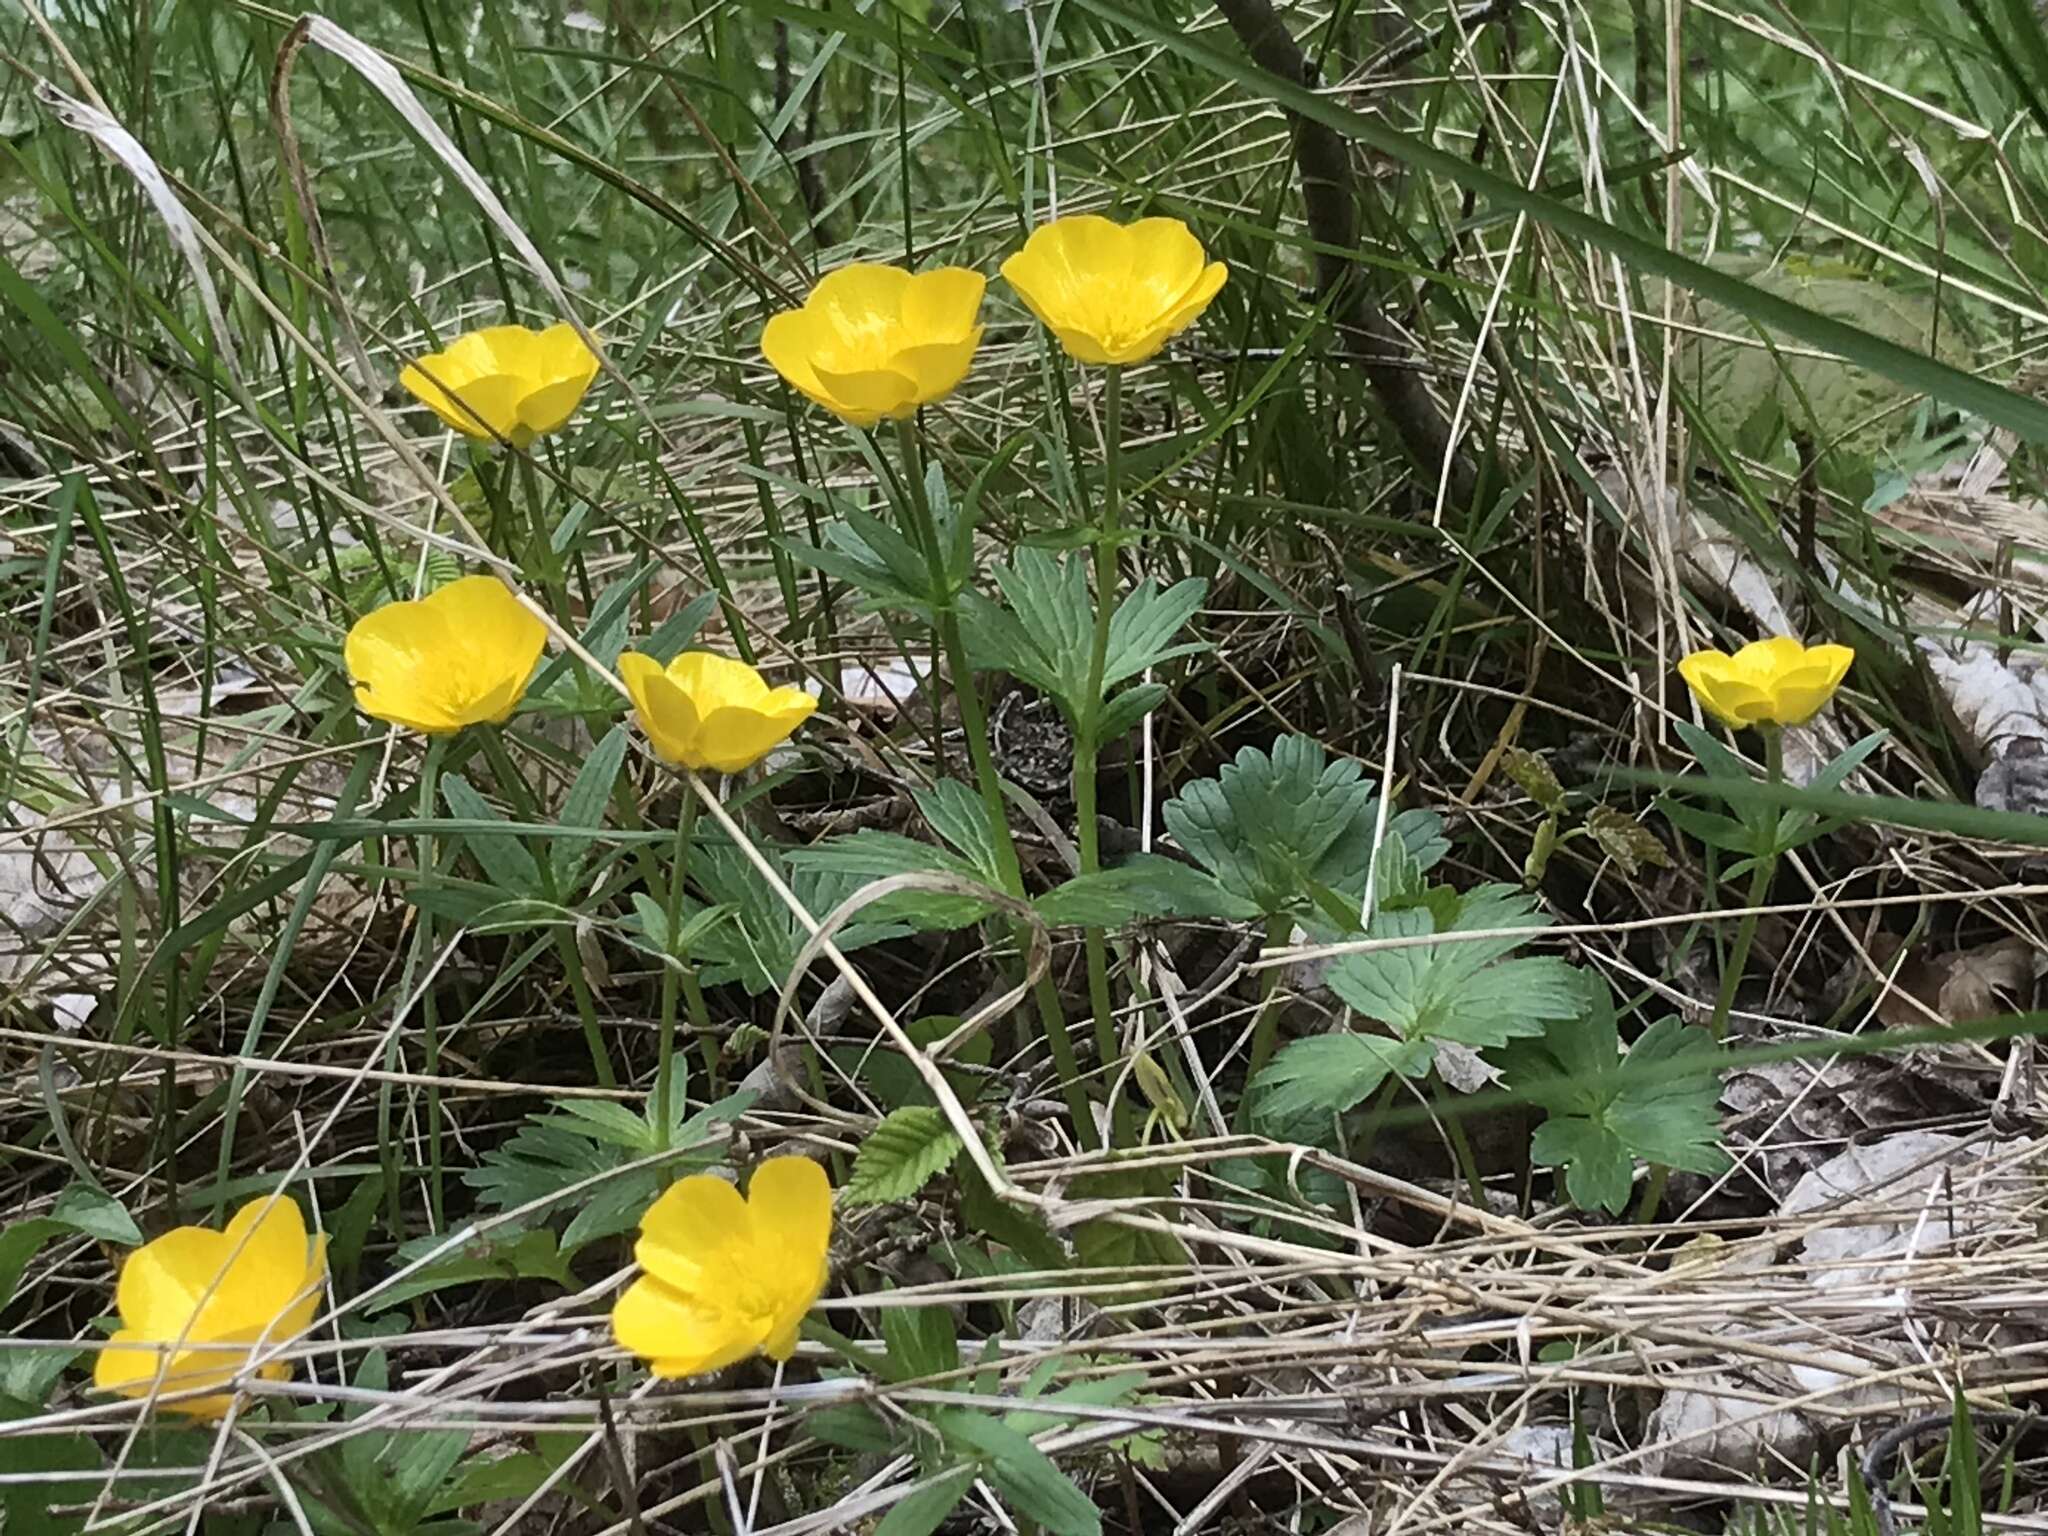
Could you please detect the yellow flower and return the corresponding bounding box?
[617,650,817,772]
[1000,213,1228,366]
[346,574,549,735]
[612,1157,832,1379]
[399,322,599,446]
[95,1196,327,1419]
[760,264,986,427]
[1678,637,1854,729]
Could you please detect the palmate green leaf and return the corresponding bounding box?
[843,1107,966,1206]
[784,831,993,930]
[1322,885,1582,1050]
[961,549,1206,724]
[1035,854,1259,926]
[1250,1033,1432,1135]
[687,838,910,994]
[1161,734,1447,919]
[1499,993,1729,1215]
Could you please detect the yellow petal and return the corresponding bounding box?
[809,263,915,333]
[1771,645,1855,726]
[898,268,987,346]
[1149,261,1228,344]
[809,362,921,425]
[761,309,834,405]
[892,330,985,408]
[763,265,985,422]
[1730,636,1809,682]
[634,1173,753,1292]
[695,699,817,773]
[667,651,772,713]
[747,1158,832,1349]
[612,1274,767,1380]
[620,650,706,766]
[195,1197,314,1341]
[400,366,528,441]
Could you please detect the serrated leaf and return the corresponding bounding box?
[1161,734,1447,919]
[1035,855,1257,926]
[915,777,1005,884]
[844,1107,965,1206]
[1101,576,1208,689]
[1249,1033,1432,1134]
[687,838,908,994]
[1095,681,1167,744]
[783,831,991,930]
[1500,996,1728,1215]
[1584,805,1670,876]
[1323,885,1582,1052]
[940,1412,1102,1536]
[1502,747,1566,813]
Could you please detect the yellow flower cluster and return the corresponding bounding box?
[95,1160,832,1419]
[763,212,1229,424]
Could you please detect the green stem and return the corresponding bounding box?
[1707,729,1783,1042]
[480,728,617,1087]
[1073,366,1124,1079]
[418,736,446,1228]
[655,784,706,1144]
[890,418,1094,1144]
[1243,912,1292,1092]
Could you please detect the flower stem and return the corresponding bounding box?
[478,728,617,1087]
[655,783,705,1145]
[1073,366,1124,1078]
[890,417,1096,1145]
[1707,728,1782,1042]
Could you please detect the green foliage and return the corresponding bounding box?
[677,837,911,994]
[785,779,1009,931]
[844,1107,967,1206]
[1500,989,1729,1214]
[463,1093,749,1257]
[1661,725,1887,877]
[1161,734,1447,921]
[1675,260,1971,495]
[1251,884,1581,1135]
[961,547,1205,736]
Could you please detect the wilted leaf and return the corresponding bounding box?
[1502,747,1566,814]
[1584,805,1671,876]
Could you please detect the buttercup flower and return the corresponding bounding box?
[1001,214,1228,366]
[760,264,986,427]
[346,574,548,735]
[400,322,599,446]
[612,1157,832,1379]
[96,1196,327,1419]
[617,650,817,772]
[1678,637,1854,729]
